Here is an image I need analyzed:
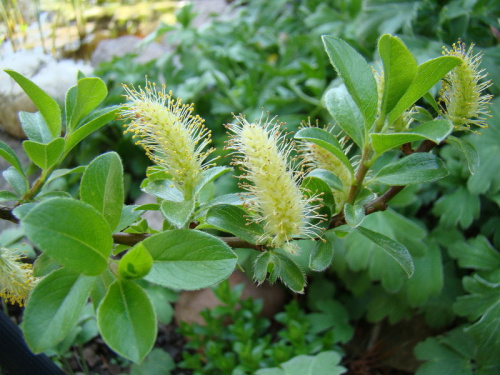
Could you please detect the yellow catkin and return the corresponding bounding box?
[226,115,323,249]
[120,80,214,198]
[0,248,38,307]
[440,41,492,131]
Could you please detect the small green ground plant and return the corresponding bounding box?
[0,28,498,374]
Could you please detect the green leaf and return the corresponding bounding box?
[130,348,175,375]
[18,111,53,143]
[274,251,306,293]
[22,198,113,275]
[4,70,61,138]
[344,203,365,228]
[294,127,353,174]
[415,327,476,375]
[142,179,183,202]
[160,199,195,229]
[143,230,237,290]
[23,138,65,170]
[302,175,335,215]
[0,190,19,202]
[370,119,454,154]
[256,351,345,375]
[2,167,28,196]
[378,34,418,115]
[449,236,500,272]
[387,56,462,125]
[97,279,156,363]
[447,135,479,174]
[69,77,108,131]
[23,267,96,353]
[32,252,60,277]
[194,166,232,197]
[65,105,119,154]
[309,236,335,272]
[80,152,124,231]
[118,243,154,280]
[254,251,280,284]
[306,169,343,192]
[322,35,378,128]
[432,187,480,229]
[0,140,24,175]
[375,153,448,185]
[204,204,265,244]
[324,85,365,147]
[356,225,414,277]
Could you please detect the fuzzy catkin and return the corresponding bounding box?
[227,115,321,248]
[440,42,492,130]
[0,248,38,306]
[121,80,214,198]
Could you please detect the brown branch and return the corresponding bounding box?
[328,139,440,229]
[0,206,19,224]
[112,232,264,251]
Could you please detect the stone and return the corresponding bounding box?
[174,270,288,326]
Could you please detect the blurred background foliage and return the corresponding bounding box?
[2,0,500,373]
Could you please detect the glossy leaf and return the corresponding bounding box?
[322,35,378,128]
[65,106,119,154]
[254,251,280,284]
[306,169,343,191]
[23,267,96,352]
[97,279,156,363]
[23,138,65,170]
[160,199,195,229]
[375,153,448,185]
[294,127,353,174]
[378,34,418,115]
[118,243,154,280]
[69,77,108,130]
[80,152,124,231]
[194,166,232,197]
[204,204,265,244]
[22,198,113,275]
[142,179,183,202]
[309,236,335,272]
[302,175,335,215]
[324,85,364,147]
[344,203,365,228]
[370,119,453,154]
[356,225,414,277]
[387,56,462,125]
[4,69,61,138]
[143,230,237,290]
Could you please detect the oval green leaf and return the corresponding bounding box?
[387,56,462,125]
[4,69,61,138]
[160,199,195,229]
[378,34,418,115]
[370,119,453,154]
[205,204,265,244]
[143,230,238,290]
[275,251,306,293]
[22,198,113,275]
[309,238,335,272]
[97,279,156,363]
[23,267,96,353]
[118,243,154,280]
[375,153,448,185]
[324,85,365,147]
[356,226,414,277]
[80,152,124,231]
[322,35,378,128]
[0,140,24,175]
[69,77,108,130]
